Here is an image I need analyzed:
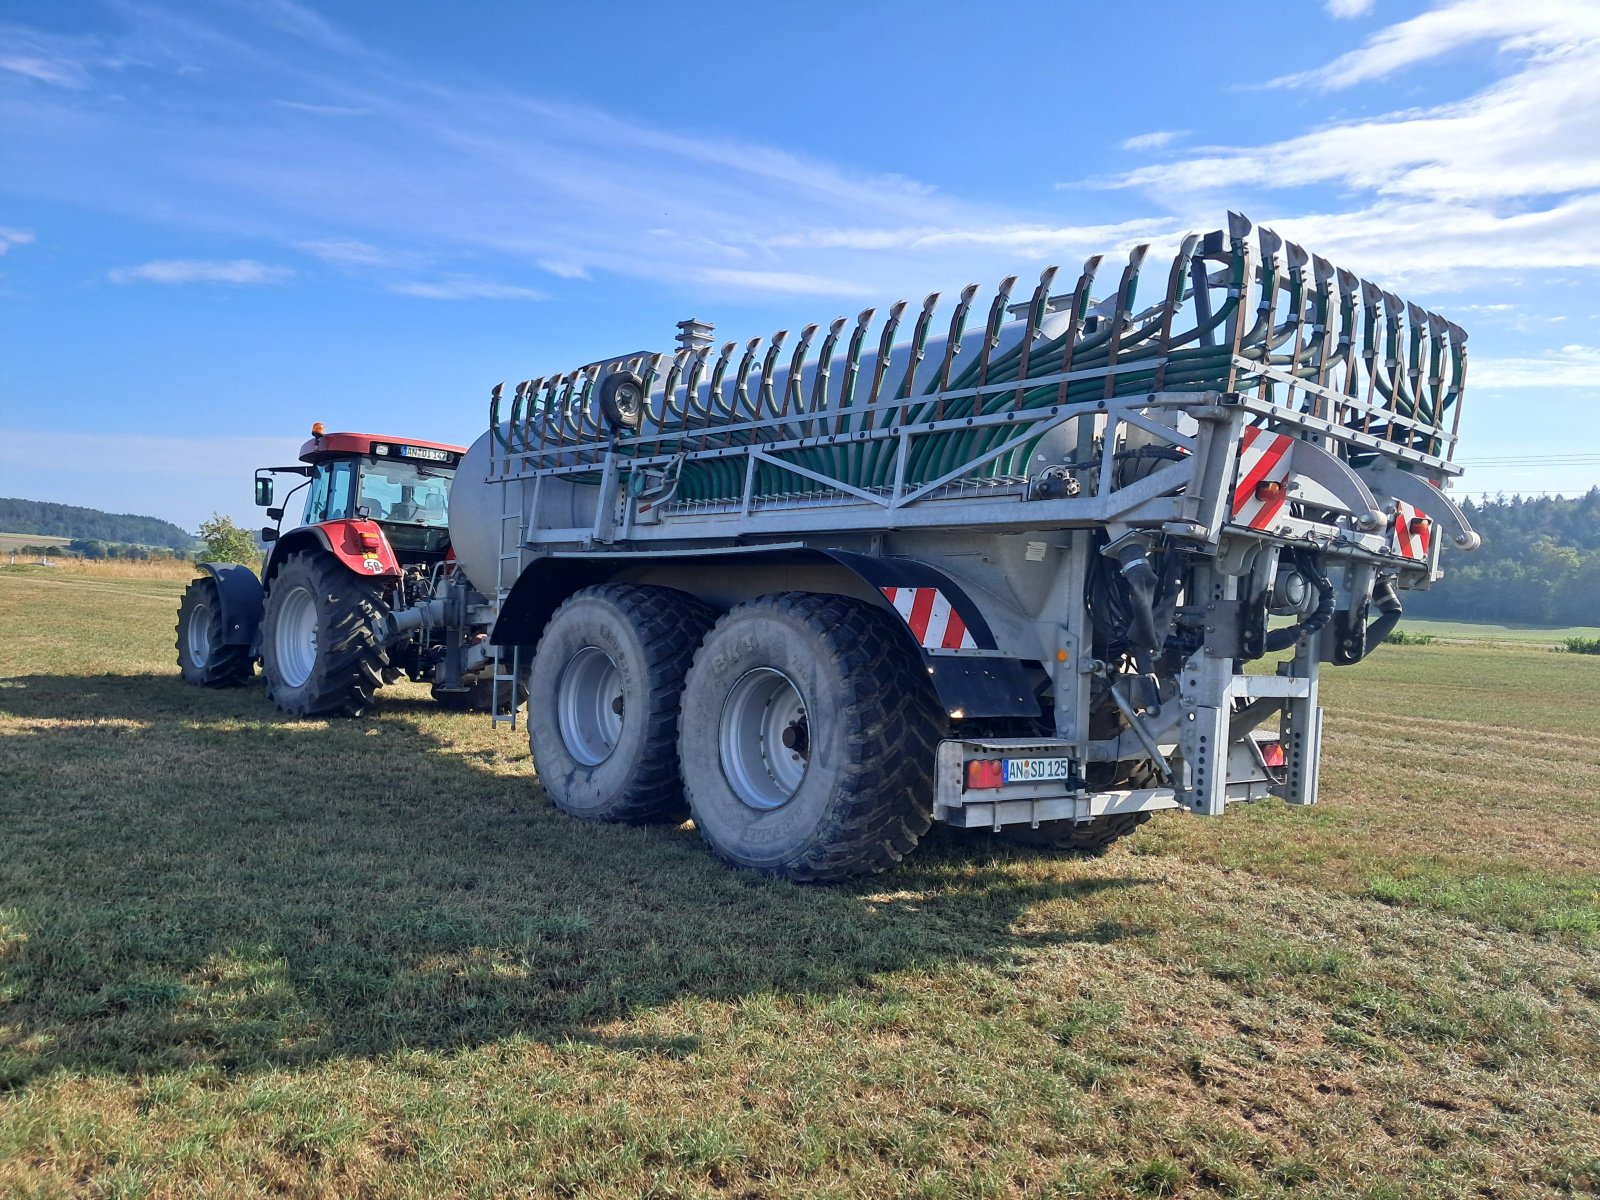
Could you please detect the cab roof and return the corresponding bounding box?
[298,431,467,465]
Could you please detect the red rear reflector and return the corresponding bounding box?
[964,759,1004,790]
[1260,740,1285,768]
[1254,479,1287,502]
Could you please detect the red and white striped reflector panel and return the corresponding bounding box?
[880,586,978,651]
[1391,500,1432,560]
[1231,426,1295,531]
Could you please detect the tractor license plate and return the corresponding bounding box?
[399,445,451,461]
[1002,757,1074,784]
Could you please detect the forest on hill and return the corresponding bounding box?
[1407,489,1600,626]
[0,497,195,551]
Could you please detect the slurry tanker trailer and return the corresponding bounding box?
[185,214,1481,882]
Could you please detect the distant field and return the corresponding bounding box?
[0,532,71,554]
[1,571,1596,1198]
[1402,616,1600,644]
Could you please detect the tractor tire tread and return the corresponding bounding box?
[175,576,253,687]
[262,550,390,718]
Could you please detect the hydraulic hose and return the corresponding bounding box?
[1363,575,1405,656]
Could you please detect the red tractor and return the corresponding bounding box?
[176,424,501,716]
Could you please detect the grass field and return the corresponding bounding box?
[0,533,71,557]
[1,563,1597,1198]
[1401,618,1600,646]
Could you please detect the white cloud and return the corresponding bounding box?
[1325,0,1375,19]
[1098,3,1600,291]
[537,259,590,280]
[1470,344,1600,389]
[9,0,1600,312]
[108,259,295,285]
[270,99,370,117]
[1226,194,1600,289]
[692,268,875,297]
[0,226,35,254]
[1120,130,1186,152]
[387,277,544,301]
[297,238,420,269]
[1275,0,1600,91]
[0,26,95,89]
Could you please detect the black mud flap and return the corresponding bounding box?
[198,561,265,648]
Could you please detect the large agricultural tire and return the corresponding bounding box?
[175,576,253,687]
[527,584,714,823]
[999,811,1151,854]
[260,549,391,717]
[678,592,945,883]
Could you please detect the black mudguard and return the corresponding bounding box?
[197,562,265,648]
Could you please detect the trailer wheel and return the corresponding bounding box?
[679,592,944,882]
[999,811,1151,854]
[175,576,253,687]
[528,585,713,823]
[260,550,390,717]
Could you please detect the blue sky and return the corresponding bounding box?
[2,0,1597,532]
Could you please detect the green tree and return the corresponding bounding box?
[195,514,260,567]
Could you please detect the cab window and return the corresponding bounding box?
[356,460,451,527]
[301,460,356,524]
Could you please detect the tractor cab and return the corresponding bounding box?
[255,425,467,565]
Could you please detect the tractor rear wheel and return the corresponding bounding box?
[678,593,944,882]
[527,584,714,823]
[175,576,253,687]
[999,811,1151,854]
[260,550,390,717]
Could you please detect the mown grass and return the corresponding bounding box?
[1401,617,1600,646]
[1,570,1597,1198]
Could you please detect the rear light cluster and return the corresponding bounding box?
[358,532,382,552]
[964,760,1004,790]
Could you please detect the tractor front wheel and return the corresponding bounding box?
[260,550,390,717]
[175,575,253,687]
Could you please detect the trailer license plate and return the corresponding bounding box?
[1002,757,1074,784]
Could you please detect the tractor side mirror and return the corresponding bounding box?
[254,477,274,507]
[260,527,278,544]
[265,506,284,521]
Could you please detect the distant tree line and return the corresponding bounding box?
[1407,489,1600,626]
[0,497,197,551]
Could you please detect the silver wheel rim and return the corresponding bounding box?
[557,645,623,765]
[273,585,318,689]
[187,600,212,668]
[719,667,808,810]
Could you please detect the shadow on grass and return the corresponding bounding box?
[0,672,1149,1088]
